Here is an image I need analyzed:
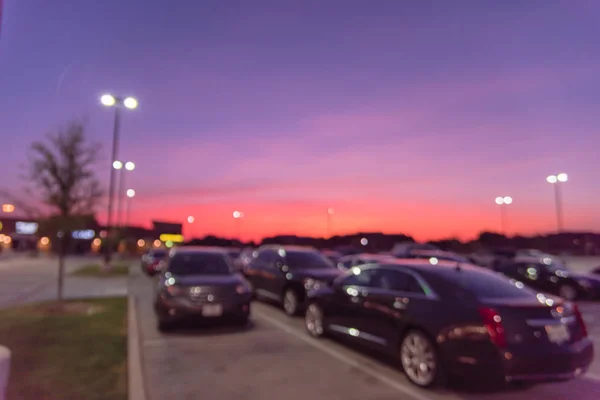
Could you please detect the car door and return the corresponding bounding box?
[327,268,377,339]
[262,252,286,300]
[245,250,272,297]
[357,268,416,349]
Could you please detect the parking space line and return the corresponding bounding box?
[253,309,437,400]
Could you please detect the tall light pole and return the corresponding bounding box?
[116,161,135,227]
[233,210,244,240]
[494,196,512,234]
[546,173,568,232]
[125,189,135,229]
[327,207,334,237]
[100,93,137,266]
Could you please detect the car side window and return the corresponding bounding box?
[341,269,376,287]
[255,250,272,267]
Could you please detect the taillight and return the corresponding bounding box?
[479,307,506,348]
[573,304,588,338]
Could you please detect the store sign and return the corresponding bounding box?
[16,221,38,235]
[72,229,95,240]
[159,233,184,243]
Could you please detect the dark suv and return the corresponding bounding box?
[244,245,343,315]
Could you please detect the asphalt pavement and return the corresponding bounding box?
[0,254,128,308]
[131,260,600,400]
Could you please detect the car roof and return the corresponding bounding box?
[360,257,473,273]
[259,244,317,252]
[409,249,459,257]
[353,253,396,260]
[171,246,229,255]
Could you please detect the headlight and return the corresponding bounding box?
[304,278,326,291]
[236,284,251,294]
[166,285,185,296]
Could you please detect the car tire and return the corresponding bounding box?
[305,303,326,338]
[283,288,300,316]
[559,284,578,300]
[399,330,442,388]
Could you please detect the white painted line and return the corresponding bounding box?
[253,309,438,400]
[584,372,600,382]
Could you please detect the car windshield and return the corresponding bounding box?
[168,253,233,276]
[286,251,336,269]
[437,267,536,300]
[227,250,241,259]
[544,260,570,273]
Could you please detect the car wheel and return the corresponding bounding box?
[400,330,440,388]
[559,284,578,300]
[283,288,299,316]
[305,303,326,338]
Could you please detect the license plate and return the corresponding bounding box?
[202,304,223,317]
[545,324,570,343]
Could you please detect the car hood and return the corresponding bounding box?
[171,274,244,287]
[569,272,600,286]
[295,268,343,282]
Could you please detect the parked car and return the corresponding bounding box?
[304,259,593,388]
[141,249,168,276]
[222,247,243,271]
[337,253,397,270]
[391,241,439,258]
[494,256,600,300]
[153,246,252,331]
[321,249,343,265]
[403,249,469,264]
[244,245,343,316]
[238,247,256,269]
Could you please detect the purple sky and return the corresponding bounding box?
[1,1,599,241]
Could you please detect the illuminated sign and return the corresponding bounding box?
[16,221,38,235]
[159,234,184,243]
[72,229,95,240]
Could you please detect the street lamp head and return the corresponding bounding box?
[546,175,558,184]
[125,161,135,171]
[495,197,504,205]
[126,189,135,198]
[123,97,138,109]
[327,207,334,215]
[100,94,116,107]
[557,173,568,183]
[112,160,123,170]
[503,196,513,205]
[360,237,368,246]
[187,216,195,223]
[233,210,242,219]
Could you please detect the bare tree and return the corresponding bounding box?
[23,122,103,302]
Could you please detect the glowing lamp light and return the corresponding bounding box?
[126,189,135,198]
[100,94,116,107]
[153,239,161,248]
[125,161,135,171]
[40,237,50,246]
[233,210,243,219]
[360,237,368,246]
[2,204,15,213]
[112,160,123,170]
[123,97,138,109]
[92,238,101,246]
[137,239,145,247]
[429,257,439,265]
[557,173,568,182]
[4,236,12,244]
[495,196,512,205]
[187,216,195,223]
[327,207,334,215]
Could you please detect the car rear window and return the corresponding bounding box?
[151,250,167,258]
[286,251,336,270]
[168,253,232,275]
[435,267,535,300]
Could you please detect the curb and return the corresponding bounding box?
[128,289,147,400]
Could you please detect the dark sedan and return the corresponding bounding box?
[141,249,168,276]
[154,247,252,331]
[495,256,600,300]
[244,245,343,316]
[304,260,593,388]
